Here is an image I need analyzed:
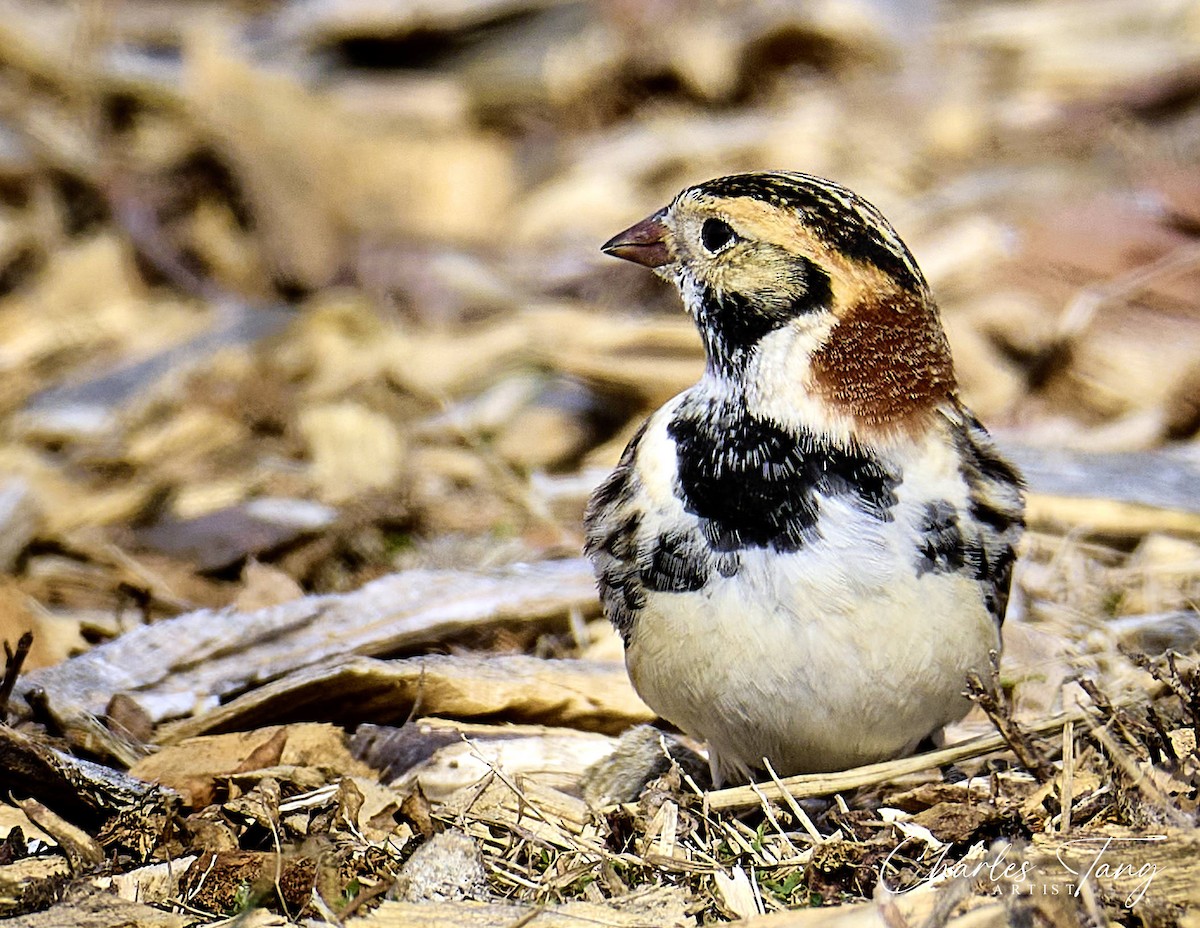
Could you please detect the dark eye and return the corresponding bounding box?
[701,218,737,253]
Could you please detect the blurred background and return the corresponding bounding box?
[0,0,1199,669]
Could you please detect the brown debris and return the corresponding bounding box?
[180,849,318,918]
[909,801,1004,845]
[5,893,187,928]
[0,724,177,843]
[0,631,32,720]
[130,723,373,809]
[965,667,1056,781]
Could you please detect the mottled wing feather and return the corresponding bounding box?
[947,399,1026,624]
[584,421,650,643]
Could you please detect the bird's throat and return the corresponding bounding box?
[692,281,831,381]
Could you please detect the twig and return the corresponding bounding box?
[0,632,34,722]
[697,697,1153,813]
[762,758,822,845]
[461,738,609,860]
[263,792,290,923]
[720,820,764,863]
[184,850,218,904]
[1060,720,1075,835]
[337,876,394,921]
[1144,703,1179,764]
[1124,650,1200,748]
[1077,677,1157,758]
[748,863,766,917]
[748,780,799,858]
[964,669,1054,781]
[502,907,547,928]
[15,798,103,873]
[1084,721,1190,827]
[1167,653,1200,747]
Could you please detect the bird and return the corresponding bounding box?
[583,172,1024,786]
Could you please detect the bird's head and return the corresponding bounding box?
[602,172,957,435]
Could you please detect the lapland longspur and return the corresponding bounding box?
[584,172,1025,784]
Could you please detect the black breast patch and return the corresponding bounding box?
[667,404,900,553]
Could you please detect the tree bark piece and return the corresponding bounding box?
[1007,444,1200,539]
[15,560,599,738]
[345,885,691,928]
[4,891,187,928]
[0,725,176,832]
[157,654,652,743]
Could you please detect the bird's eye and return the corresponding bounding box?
[701,218,737,253]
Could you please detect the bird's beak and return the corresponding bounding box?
[601,208,672,268]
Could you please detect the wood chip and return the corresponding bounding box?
[346,885,692,928]
[383,725,619,801]
[0,725,176,832]
[101,856,199,906]
[16,559,600,732]
[714,865,762,920]
[130,723,374,807]
[1033,826,1200,909]
[4,892,187,928]
[297,401,408,503]
[157,653,651,743]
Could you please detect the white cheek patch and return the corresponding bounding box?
[742,324,849,441]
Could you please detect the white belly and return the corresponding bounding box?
[625,515,1000,781]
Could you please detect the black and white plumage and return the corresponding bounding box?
[584,172,1024,784]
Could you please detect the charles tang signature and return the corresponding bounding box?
[879,834,1166,907]
[1055,835,1166,907]
[878,839,1032,896]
